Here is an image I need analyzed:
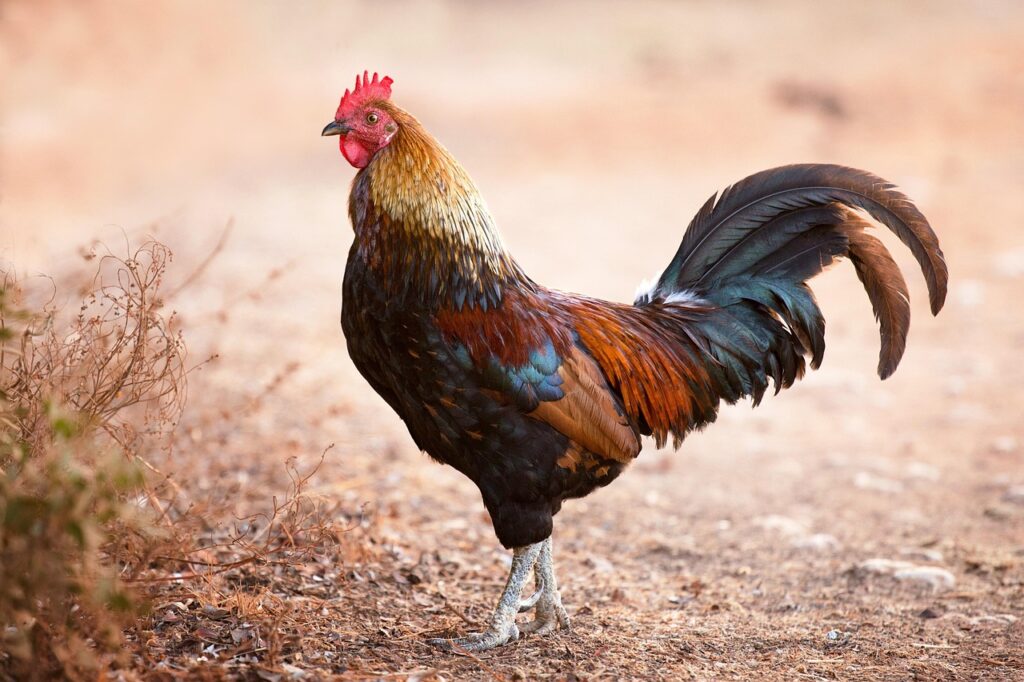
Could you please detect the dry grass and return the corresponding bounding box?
[0,241,369,680]
[0,242,186,677]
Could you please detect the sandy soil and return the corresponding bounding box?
[3,1,1023,679]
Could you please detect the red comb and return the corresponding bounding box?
[336,71,394,119]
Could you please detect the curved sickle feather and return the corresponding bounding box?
[660,164,948,315]
[840,214,911,379]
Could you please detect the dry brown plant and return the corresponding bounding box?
[0,241,186,678]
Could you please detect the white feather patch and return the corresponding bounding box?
[633,269,704,307]
[663,290,704,306]
[633,268,663,305]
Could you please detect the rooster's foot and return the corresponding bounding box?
[429,541,542,652]
[427,620,521,652]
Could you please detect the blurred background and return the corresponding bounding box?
[2,0,1023,677]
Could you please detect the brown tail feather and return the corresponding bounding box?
[840,212,911,379]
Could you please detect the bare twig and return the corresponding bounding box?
[165,218,233,299]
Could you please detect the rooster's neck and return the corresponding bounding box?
[349,108,529,311]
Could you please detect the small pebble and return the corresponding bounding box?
[584,556,615,573]
[825,629,850,645]
[753,514,808,536]
[861,558,914,573]
[899,547,944,563]
[859,558,955,591]
[854,472,904,493]
[1003,486,1024,505]
[905,462,940,481]
[792,533,840,552]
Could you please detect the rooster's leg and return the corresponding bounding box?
[518,542,546,612]
[428,541,542,651]
[518,537,570,635]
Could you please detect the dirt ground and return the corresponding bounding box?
[3,1,1023,680]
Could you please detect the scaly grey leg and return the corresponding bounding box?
[428,541,542,652]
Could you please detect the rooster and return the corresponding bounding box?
[323,72,947,651]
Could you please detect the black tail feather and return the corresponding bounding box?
[657,164,948,315]
[641,164,945,402]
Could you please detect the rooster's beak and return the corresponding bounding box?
[322,120,350,137]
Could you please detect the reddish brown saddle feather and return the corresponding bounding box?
[529,347,640,464]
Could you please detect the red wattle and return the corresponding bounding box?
[341,136,371,168]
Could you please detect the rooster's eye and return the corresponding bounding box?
[366,113,379,125]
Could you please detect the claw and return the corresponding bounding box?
[519,615,556,635]
[519,589,570,634]
[518,577,544,613]
[428,621,521,652]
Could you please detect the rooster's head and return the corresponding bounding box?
[323,71,397,169]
